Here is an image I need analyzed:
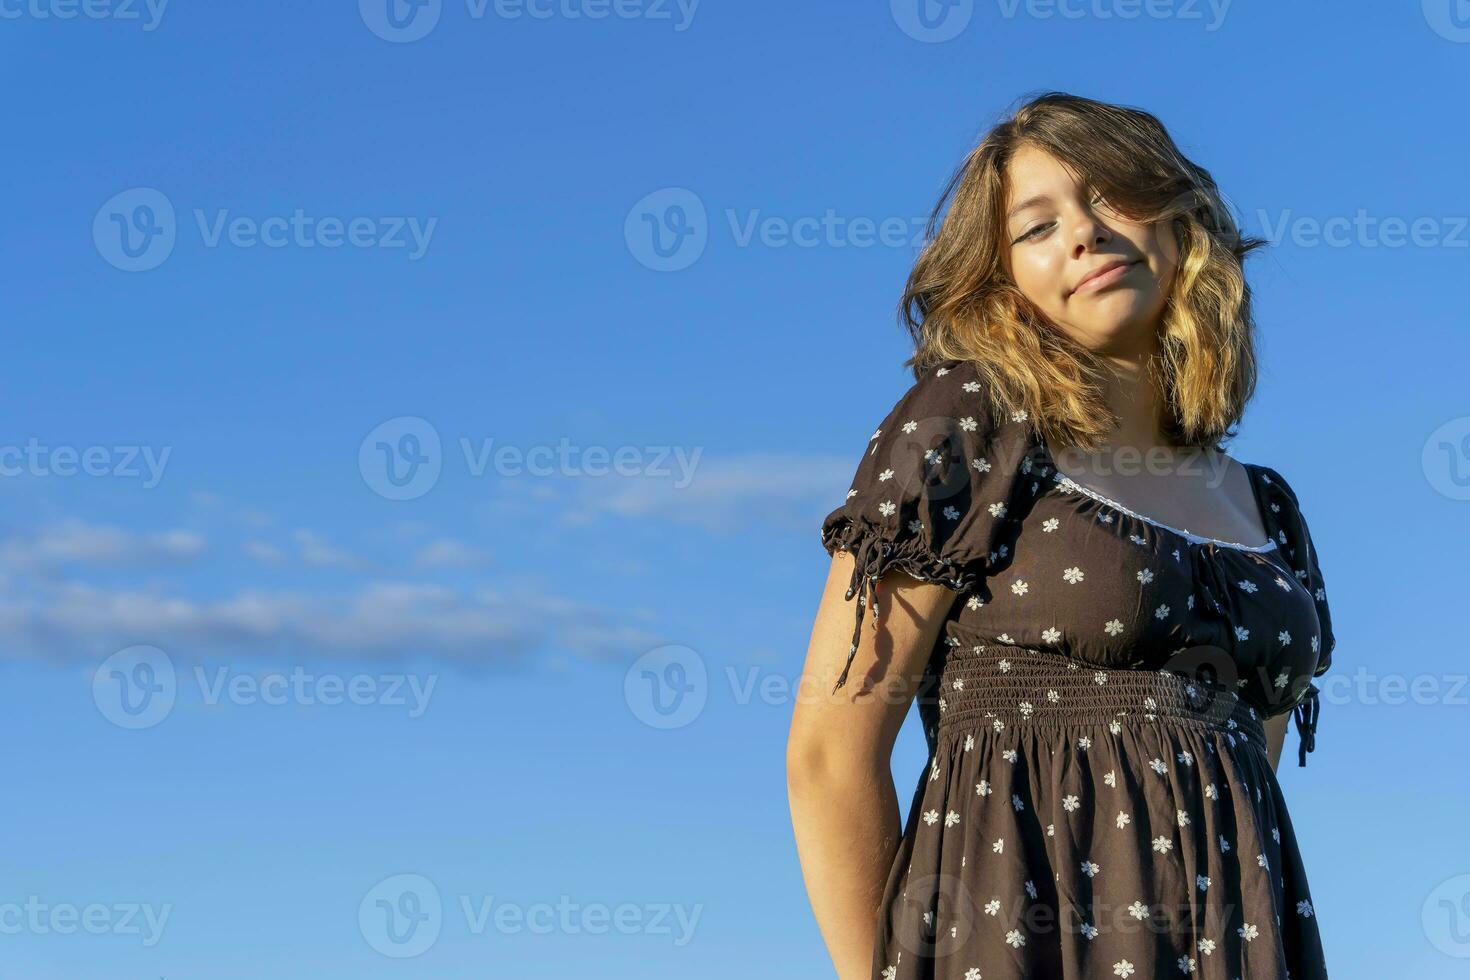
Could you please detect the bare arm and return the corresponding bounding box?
[785,552,958,980]
[1264,712,1287,770]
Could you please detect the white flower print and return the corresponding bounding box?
[1205,782,1219,799]
[1011,408,1028,422]
[1177,749,1194,766]
[1081,922,1099,939]
[1238,579,1258,593]
[1113,959,1135,977]
[1196,874,1211,891]
[943,505,961,521]
[1104,770,1118,786]
[1196,938,1216,955]
[1025,880,1037,899]
[1127,901,1149,920]
[959,415,977,432]
[922,809,939,826]
[997,658,1012,672]
[1108,720,1122,735]
[1149,758,1168,775]
[1063,566,1085,583]
[988,501,1008,518]
[1274,670,1290,689]
[1297,899,1315,918]
[1081,860,1100,877]
[997,632,1015,644]
[973,455,991,473]
[1042,626,1062,643]
[878,500,897,517]
[1143,696,1157,711]
[992,838,1005,854]
[945,810,961,828]
[1152,835,1174,854]
[1006,929,1026,948]
[1275,575,1292,591]
[1078,736,1092,750]
[966,595,985,611]
[1272,826,1281,843]
[1012,793,1026,811]
[901,420,917,434]
[1186,593,1195,609]
[965,970,981,980]
[1018,701,1034,719]
[1047,689,1061,703]
[1219,834,1231,853]
[1116,811,1131,829]
[1178,955,1196,973]
[1234,625,1250,641]
[1312,634,1321,653]
[1043,516,1060,532]
[1047,823,1055,837]
[962,380,980,392]
[1257,852,1270,871]
[1105,619,1124,636]
[1095,671,1109,686]
[1129,534,1147,546]
[1155,603,1171,620]
[1238,922,1259,942]
[964,734,974,751]
[924,448,942,466]
[1278,629,1293,645]
[882,966,896,980]
[1011,579,1029,596]
[878,468,894,481]
[1137,568,1154,584]
[907,518,924,535]
[1099,512,1114,525]
[1003,749,1017,762]
[984,898,1001,915]
[1063,794,1081,812]
[1177,809,1191,828]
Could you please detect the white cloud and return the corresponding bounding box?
[412,539,491,569]
[0,520,206,570]
[0,577,660,666]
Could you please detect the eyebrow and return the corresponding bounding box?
[1006,194,1053,221]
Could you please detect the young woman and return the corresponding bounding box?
[786,92,1334,980]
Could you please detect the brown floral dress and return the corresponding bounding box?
[820,358,1335,979]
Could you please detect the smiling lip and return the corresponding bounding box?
[1072,260,1138,296]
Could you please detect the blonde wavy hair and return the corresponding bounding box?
[900,91,1268,454]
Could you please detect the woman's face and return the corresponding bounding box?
[1002,144,1180,354]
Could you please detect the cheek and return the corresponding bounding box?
[1009,247,1065,307]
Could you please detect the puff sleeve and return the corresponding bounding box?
[1258,465,1336,765]
[818,359,1035,694]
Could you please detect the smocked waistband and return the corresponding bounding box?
[931,643,1267,752]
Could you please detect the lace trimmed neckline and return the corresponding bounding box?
[1049,470,1280,553]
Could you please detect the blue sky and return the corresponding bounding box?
[2,1,1469,977]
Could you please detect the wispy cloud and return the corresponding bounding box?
[0,520,206,571]
[413,539,492,569]
[0,577,661,667]
[559,452,849,532]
